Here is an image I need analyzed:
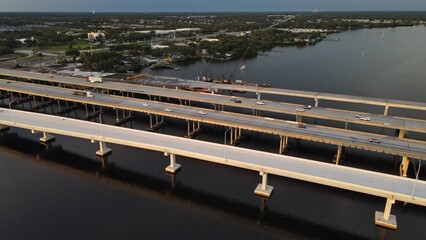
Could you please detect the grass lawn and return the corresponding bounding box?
[19,40,96,52]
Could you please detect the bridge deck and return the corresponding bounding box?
[2,69,426,133]
[0,108,425,208]
[1,80,426,160]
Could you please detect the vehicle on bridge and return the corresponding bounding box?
[86,76,103,83]
[73,90,94,98]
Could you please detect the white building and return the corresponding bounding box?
[87,30,105,41]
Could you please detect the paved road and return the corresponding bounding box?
[1,80,426,160]
[0,108,425,208]
[2,68,426,133]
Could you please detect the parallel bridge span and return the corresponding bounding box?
[2,68,426,134]
[1,80,426,164]
[0,108,425,229]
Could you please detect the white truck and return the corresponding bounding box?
[86,76,103,83]
[73,90,94,98]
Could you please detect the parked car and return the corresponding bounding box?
[360,117,370,121]
[296,108,305,112]
[368,138,380,143]
[302,105,311,109]
[256,101,265,105]
[235,99,242,103]
[142,103,150,107]
[198,111,207,115]
[297,124,307,128]
[164,108,172,112]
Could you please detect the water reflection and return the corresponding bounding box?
[0,131,376,240]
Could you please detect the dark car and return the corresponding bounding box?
[235,99,242,103]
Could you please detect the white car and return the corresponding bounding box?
[296,108,305,112]
[198,111,207,115]
[142,103,150,107]
[368,138,380,143]
[360,117,370,121]
[164,108,172,112]
[256,101,265,105]
[355,114,364,118]
[302,105,311,109]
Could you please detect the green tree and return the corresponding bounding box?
[65,48,80,62]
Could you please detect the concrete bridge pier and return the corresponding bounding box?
[214,104,224,111]
[165,152,181,174]
[95,141,112,156]
[57,100,78,117]
[254,171,274,198]
[253,109,261,116]
[185,120,200,138]
[227,127,242,145]
[148,114,164,131]
[279,135,289,154]
[399,156,410,177]
[35,131,55,143]
[383,105,390,116]
[375,196,397,229]
[296,115,303,123]
[314,98,319,107]
[179,99,191,106]
[256,92,261,100]
[396,129,407,139]
[333,145,345,165]
[114,109,133,126]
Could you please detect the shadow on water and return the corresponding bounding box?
[0,131,377,240]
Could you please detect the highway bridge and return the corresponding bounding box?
[2,68,426,137]
[0,108,425,229]
[1,80,425,178]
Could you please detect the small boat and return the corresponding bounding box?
[240,65,246,70]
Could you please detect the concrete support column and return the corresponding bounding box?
[398,129,406,139]
[296,115,303,123]
[96,141,112,156]
[256,92,261,100]
[400,156,409,177]
[39,132,55,143]
[314,98,319,107]
[230,127,234,145]
[254,171,274,198]
[384,106,390,116]
[333,145,343,165]
[185,121,201,138]
[148,114,164,131]
[279,135,289,154]
[165,153,181,174]
[375,197,397,229]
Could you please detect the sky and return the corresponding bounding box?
[1,0,426,12]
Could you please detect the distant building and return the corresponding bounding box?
[201,38,219,42]
[151,44,169,49]
[16,37,34,44]
[87,30,105,41]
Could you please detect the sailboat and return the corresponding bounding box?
[240,65,246,70]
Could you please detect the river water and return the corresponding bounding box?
[1,26,426,240]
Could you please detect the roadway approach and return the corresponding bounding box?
[1,79,426,175]
[0,108,425,229]
[2,68,426,136]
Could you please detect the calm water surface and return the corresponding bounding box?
[1,26,426,240]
